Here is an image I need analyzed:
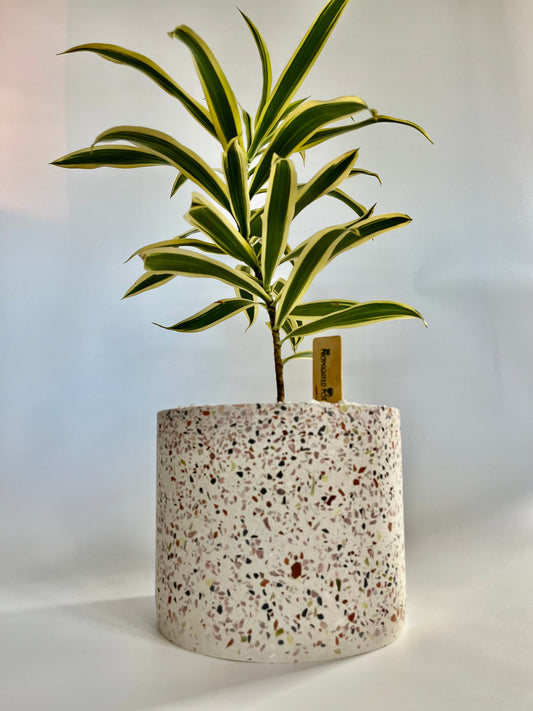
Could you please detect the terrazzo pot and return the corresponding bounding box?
[156,401,406,662]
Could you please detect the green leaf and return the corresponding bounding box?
[185,192,257,268]
[92,125,230,210]
[280,315,305,351]
[155,298,257,332]
[170,172,188,197]
[271,277,286,296]
[369,113,433,143]
[329,213,412,261]
[289,299,360,319]
[282,350,312,365]
[261,157,297,286]
[250,96,368,196]
[326,189,367,217]
[222,137,251,238]
[294,149,359,216]
[234,265,259,329]
[280,97,311,121]
[249,0,350,157]
[125,233,227,263]
[301,111,433,150]
[275,222,356,327]
[52,144,171,169]
[143,248,269,300]
[284,300,426,340]
[170,25,242,149]
[348,167,381,184]
[281,205,375,264]
[59,43,217,138]
[122,271,175,298]
[281,217,361,264]
[254,98,312,156]
[242,107,253,149]
[239,11,272,122]
[249,209,263,239]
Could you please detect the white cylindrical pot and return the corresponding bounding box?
[156,401,406,663]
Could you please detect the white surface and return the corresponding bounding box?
[2,501,532,711]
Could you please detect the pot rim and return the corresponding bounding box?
[157,400,400,417]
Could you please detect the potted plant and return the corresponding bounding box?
[53,0,431,662]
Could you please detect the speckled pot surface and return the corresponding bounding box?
[156,401,406,663]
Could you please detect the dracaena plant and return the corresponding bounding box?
[53,0,431,402]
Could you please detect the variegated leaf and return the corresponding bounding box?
[294,149,359,216]
[170,172,188,197]
[289,299,360,319]
[222,137,250,238]
[52,144,170,169]
[234,265,259,329]
[282,350,313,365]
[143,248,269,300]
[92,125,230,211]
[301,111,433,150]
[274,223,355,327]
[250,0,350,157]
[326,189,368,217]
[185,193,257,268]
[155,298,257,332]
[122,271,175,298]
[125,233,227,264]
[60,43,217,138]
[329,213,412,261]
[239,11,272,122]
[261,157,297,286]
[250,96,368,196]
[284,301,426,340]
[169,25,243,149]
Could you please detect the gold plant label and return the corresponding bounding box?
[313,336,342,402]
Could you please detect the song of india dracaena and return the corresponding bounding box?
[53,0,431,401]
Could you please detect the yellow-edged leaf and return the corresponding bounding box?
[250,0,350,157]
[239,11,272,122]
[155,298,257,332]
[143,248,269,300]
[222,137,250,238]
[328,213,412,261]
[125,232,227,263]
[185,193,257,268]
[283,300,426,340]
[261,157,297,286]
[170,172,188,197]
[282,207,375,264]
[234,265,259,329]
[289,299,359,319]
[52,144,170,169]
[324,189,367,217]
[283,350,313,365]
[60,43,217,138]
[250,97,368,196]
[92,125,230,210]
[122,271,175,298]
[294,149,359,216]
[170,25,242,148]
[275,223,356,327]
[301,110,433,150]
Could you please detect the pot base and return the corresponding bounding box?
[156,402,405,663]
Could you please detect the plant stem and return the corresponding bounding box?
[267,304,285,402]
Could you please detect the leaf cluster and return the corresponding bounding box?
[53,0,430,366]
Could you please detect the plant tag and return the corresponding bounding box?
[313,336,343,402]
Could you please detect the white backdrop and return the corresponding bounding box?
[2,0,532,604]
